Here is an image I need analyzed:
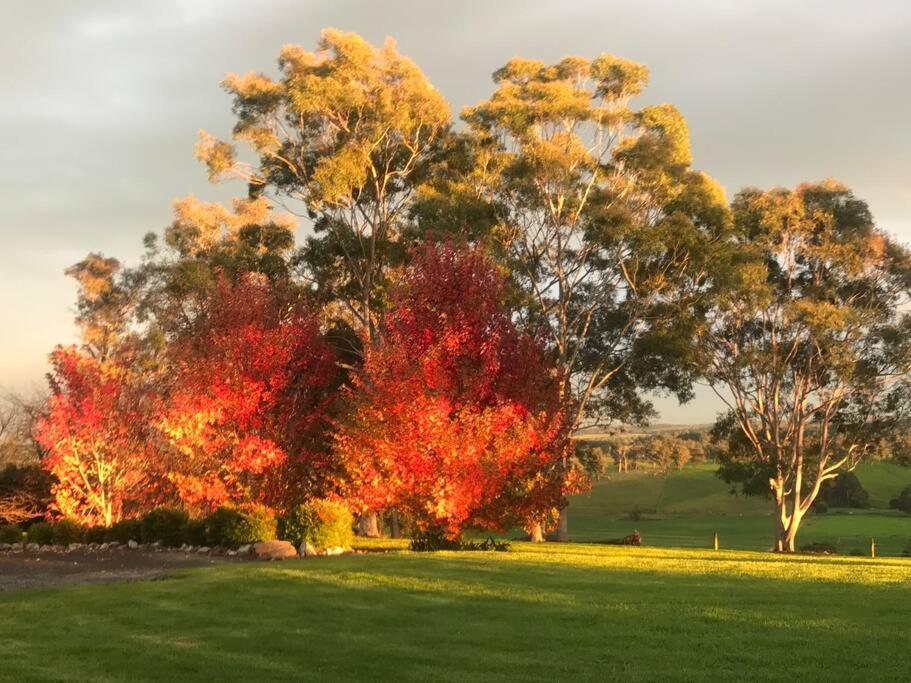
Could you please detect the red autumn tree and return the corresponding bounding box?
[35,346,162,526]
[336,242,572,538]
[156,274,339,513]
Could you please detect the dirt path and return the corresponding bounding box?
[0,549,238,592]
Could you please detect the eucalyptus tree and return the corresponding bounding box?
[701,181,911,552]
[196,29,452,346]
[457,55,729,538]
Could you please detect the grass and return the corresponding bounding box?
[2,543,911,680]
[565,461,911,554]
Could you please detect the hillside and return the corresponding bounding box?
[565,461,911,554]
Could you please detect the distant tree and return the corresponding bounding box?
[698,181,911,551]
[814,471,869,510]
[630,435,692,475]
[335,243,572,540]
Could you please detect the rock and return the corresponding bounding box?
[324,546,346,556]
[0,543,10,551]
[197,546,210,553]
[26,543,39,552]
[68,543,83,552]
[253,540,297,560]
[300,541,320,558]
[237,544,251,555]
[152,541,162,548]
[39,545,53,552]
[226,549,237,557]
[108,541,120,549]
[127,540,139,549]
[99,542,109,551]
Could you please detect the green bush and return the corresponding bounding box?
[52,519,85,545]
[107,518,142,544]
[816,472,869,509]
[890,484,911,513]
[26,521,54,545]
[141,508,189,547]
[182,518,207,546]
[205,505,276,547]
[409,529,510,552]
[278,499,354,549]
[84,525,108,544]
[800,541,837,555]
[0,524,23,544]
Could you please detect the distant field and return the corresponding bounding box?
[565,462,911,555]
[3,543,911,680]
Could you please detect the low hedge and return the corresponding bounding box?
[0,523,22,544]
[26,522,54,545]
[51,519,85,545]
[107,518,142,544]
[278,499,354,550]
[205,505,276,547]
[141,507,189,547]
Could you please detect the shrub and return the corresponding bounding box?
[84,525,108,544]
[51,519,85,545]
[141,508,189,547]
[107,518,142,544]
[205,505,276,547]
[0,524,22,544]
[409,529,510,552]
[278,499,354,549]
[800,541,837,555]
[816,472,869,509]
[182,518,207,546]
[890,484,911,513]
[26,521,54,545]
[0,464,53,524]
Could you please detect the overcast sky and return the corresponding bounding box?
[2,0,910,423]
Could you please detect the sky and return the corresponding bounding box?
[1,0,910,423]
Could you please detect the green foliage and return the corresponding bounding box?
[107,519,142,544]
[816,472,870,509]
[26,522,54,545]
[182,519,208,546]
[409,530,510,552]
[889,484,911,513]
[277,499,353,549]
[51,519,85,545]
[0,524,22,543]
[205,505,276,547]
[799,542,838,555]
[141,508,190,547]
[84,526,108,544]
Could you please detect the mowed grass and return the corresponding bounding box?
[2,543,911,681]
[566,462,911,554]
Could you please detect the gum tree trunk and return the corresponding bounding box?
[555,507,569,542]
[528,521,545,543]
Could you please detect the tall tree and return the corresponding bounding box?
[699,181,911,551]
[335,243,572,539]
[455,54,729,537]
[196,29,452,535]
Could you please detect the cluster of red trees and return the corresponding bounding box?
[35,244,575,537]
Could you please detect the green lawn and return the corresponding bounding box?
[564,462,911,554]
[2,543,911,680]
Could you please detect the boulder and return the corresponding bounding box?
[324,546,346,556]
[253,540,297,560]
[127,540,139,549]
[237,544,252,555]
[68,543,83,552]
[197,546,211,553]
[299,541,320,558]
[26,543,39,552]
[0,543,10,552]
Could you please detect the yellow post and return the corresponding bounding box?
[713,530,719,551]
[871,537,876,559]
